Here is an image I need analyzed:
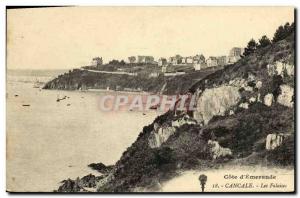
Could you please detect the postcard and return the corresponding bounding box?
[6,6,295,192]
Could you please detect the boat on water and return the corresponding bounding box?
[56,95,67,102]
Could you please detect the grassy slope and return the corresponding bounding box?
[96,33,295,192]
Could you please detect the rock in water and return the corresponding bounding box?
[57,178,81,192]
[57,174,103,192]
[88,163,114,174]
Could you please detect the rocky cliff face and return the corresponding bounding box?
[277,84,294,107]
[148,115,197,148]
[207,140,232,159]
[266,133,285,150]
[193,85,241,124]
[57,28,295,193]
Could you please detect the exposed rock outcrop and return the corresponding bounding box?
[277,84,294,108]
[244,86,253,92]
[148,115,197,148]
[171,115,197,128]
[266,134,284,150]
[57,174,104,192]
[148,124,176,148]
[264,93,274,107]
[194,86,241,124]
[88,163,114,174]
[249,97,256,103]
[207,140,232,159]
[56,25,295,192]
[267,61,294,77]
[256,81,263,89]
[239,102,249,109]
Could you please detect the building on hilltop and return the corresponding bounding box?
[193,54,206,64]
[149,72,160,78]
[161,65,168,73]
[207,56,218,67]
[169,55,183,65]
[206,55,228,67]
[228,47,244,63]
[137,56,155,64]
[182,56,193,64]
[127,56,155,64]
[158,58,168,66]
[169,54,206,66]
[217,56,227,66]
[91,57,103,66]
[194,62,207,70]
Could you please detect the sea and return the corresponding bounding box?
[6,69,159,192]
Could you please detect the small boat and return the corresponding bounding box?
[56,95,67,102]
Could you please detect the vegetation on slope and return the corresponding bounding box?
[56,22,295,192]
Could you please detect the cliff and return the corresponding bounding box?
[57,29,295,192]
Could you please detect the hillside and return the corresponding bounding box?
[43,66,222,95]
[56,27,295,192]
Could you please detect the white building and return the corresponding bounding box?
[162,65,168,73]
[206,56,218,67]
[158,58,167,66]
[128,55,155,64]
[194,62,207,71]
[228,47,244,63]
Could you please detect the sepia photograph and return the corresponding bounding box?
[6,6,295,193]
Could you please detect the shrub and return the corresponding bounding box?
[258,35,271,48]
[243,39,258,56]
[273,22,295,43]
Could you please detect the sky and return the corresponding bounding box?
[7,6,294,70]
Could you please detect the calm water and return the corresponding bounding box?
[6,73,158,192]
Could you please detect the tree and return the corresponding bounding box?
[243,39,258,56]
[128,56,136,63]
[120,60,126,65]
[273,25,286,42]
[272,22,294,43]
[258,35,271,48]
[108,59,120,65]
